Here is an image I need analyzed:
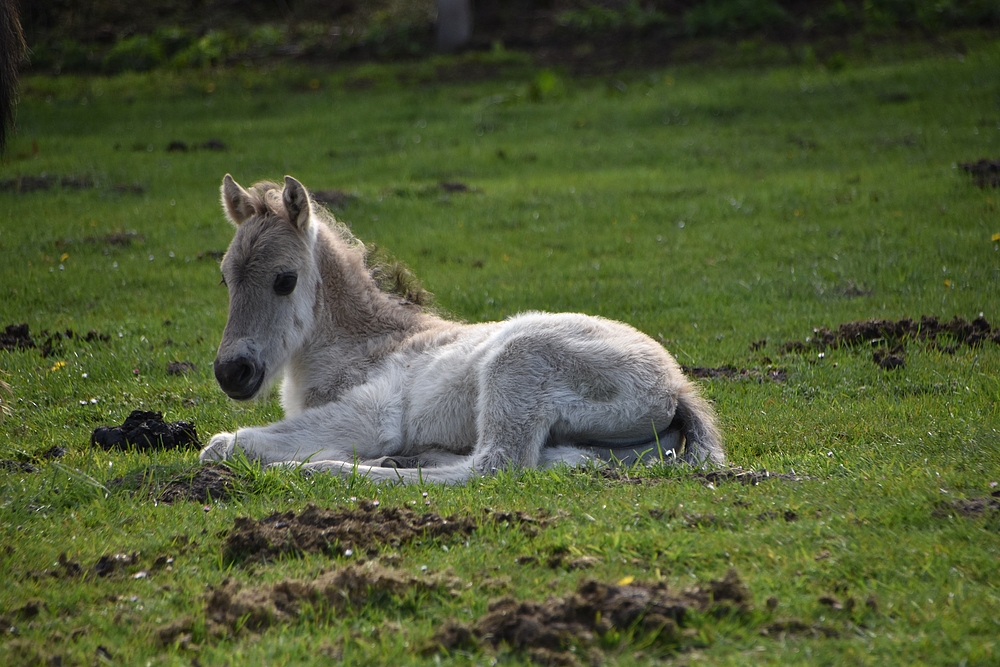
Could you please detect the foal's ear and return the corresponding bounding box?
[282,175,312,233]
[221,174,255,226]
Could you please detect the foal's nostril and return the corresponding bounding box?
[214,357,259,397]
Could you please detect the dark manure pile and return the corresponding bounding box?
[223,502,478,563]
[91,410,199,452]
[960,159,1000,188]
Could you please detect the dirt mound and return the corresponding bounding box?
[429,570,752,664]
[157,465,234,503]
[933,492,1000,519]
[205,561,461,634]
[682,365,786,382]
[961,159,1000,188]
[0,445,66,475]
[223,503,479,563]
[106,463,234,503]
[91,410,199,452]
[778,315,998,368]
[596,466,810,486]
[1,323,110,357]
[781,315,997,353]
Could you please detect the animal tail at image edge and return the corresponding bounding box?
[674,386,725,466]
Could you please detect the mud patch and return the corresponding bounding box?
[166,360,196,375]
[1,323,110,357]
[933,492,1000,519]
[311,189,356,210]
[778,315,998,368]
[91,410,199,452]
[429,570,751,664]
[0,444,66,475]
[780,315,998,352]
[106,463,234,503]
[26,550,146,581]
[760,618,839,638]
[596,465,810,486]
[960,159,1000,188]
[0,173,95,193]
[682,365,787,382]
[157,464,234,503]
[223,503,478,563]
[0,323,34,351]
[205,561,461,634]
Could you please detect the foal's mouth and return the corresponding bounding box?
[222,372,264,401]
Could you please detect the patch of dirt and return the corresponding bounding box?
[873,345,906,370]
[778,315,999,368]
[311,189,356,209]
[223,502,479,563]
[780,315,998,353]
[112,182,146,195]
[92,552,139,577]
[166,360,196,375]
[695,467,812,486]
[960,159,1000,188]
[760,618,839,638]
[0,323,34,351]
[596,466,810,487]
[157,464,234,503]
[933,492,1000,519]
[204,561,461,635]
[106,463,233,503]
[439,180,471,193]
[91,410,199,452]
[0,445,66,475]
[83,230,144,247]
[0,323,110,357]
[682,365,787,382]
[429,570,752,664]
[26,550,146,581]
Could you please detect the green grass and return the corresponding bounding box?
[2,43,1000,665]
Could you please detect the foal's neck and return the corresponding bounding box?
[314,225,431,344]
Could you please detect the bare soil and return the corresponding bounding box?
[778,315,998,369]
[933,491,1000,518]
[90,410,199,452]
[961,159,1000,188]
[0,444,66,474]
[780,315,998,353]
[1,323,110,357]
[223,502,479,563]
[203,561,462,635]
[429,570,752,665]
[166,360,196,375]
[682,364,787,382]
[106,463,234,503]
[596,466,810,486]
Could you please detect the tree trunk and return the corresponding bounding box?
[436,0,473,52]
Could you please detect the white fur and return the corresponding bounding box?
[201,175,724,484]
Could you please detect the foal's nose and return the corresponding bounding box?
[214,356,261,399]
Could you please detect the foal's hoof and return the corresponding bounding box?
[199,432,236,462]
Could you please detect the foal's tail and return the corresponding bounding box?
[674,385,725,467]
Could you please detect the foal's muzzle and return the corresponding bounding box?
[214,356,265,400]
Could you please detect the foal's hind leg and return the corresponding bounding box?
[469,341,558,474]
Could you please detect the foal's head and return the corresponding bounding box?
[214,174,320,400]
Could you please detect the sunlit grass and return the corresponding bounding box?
[1,42,999,665]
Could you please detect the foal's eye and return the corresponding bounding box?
[273,272,298,296]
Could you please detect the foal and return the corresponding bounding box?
[200,175,724,483]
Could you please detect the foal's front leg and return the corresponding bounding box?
[199,385,404,465]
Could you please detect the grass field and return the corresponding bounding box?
[1,40,999,666]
